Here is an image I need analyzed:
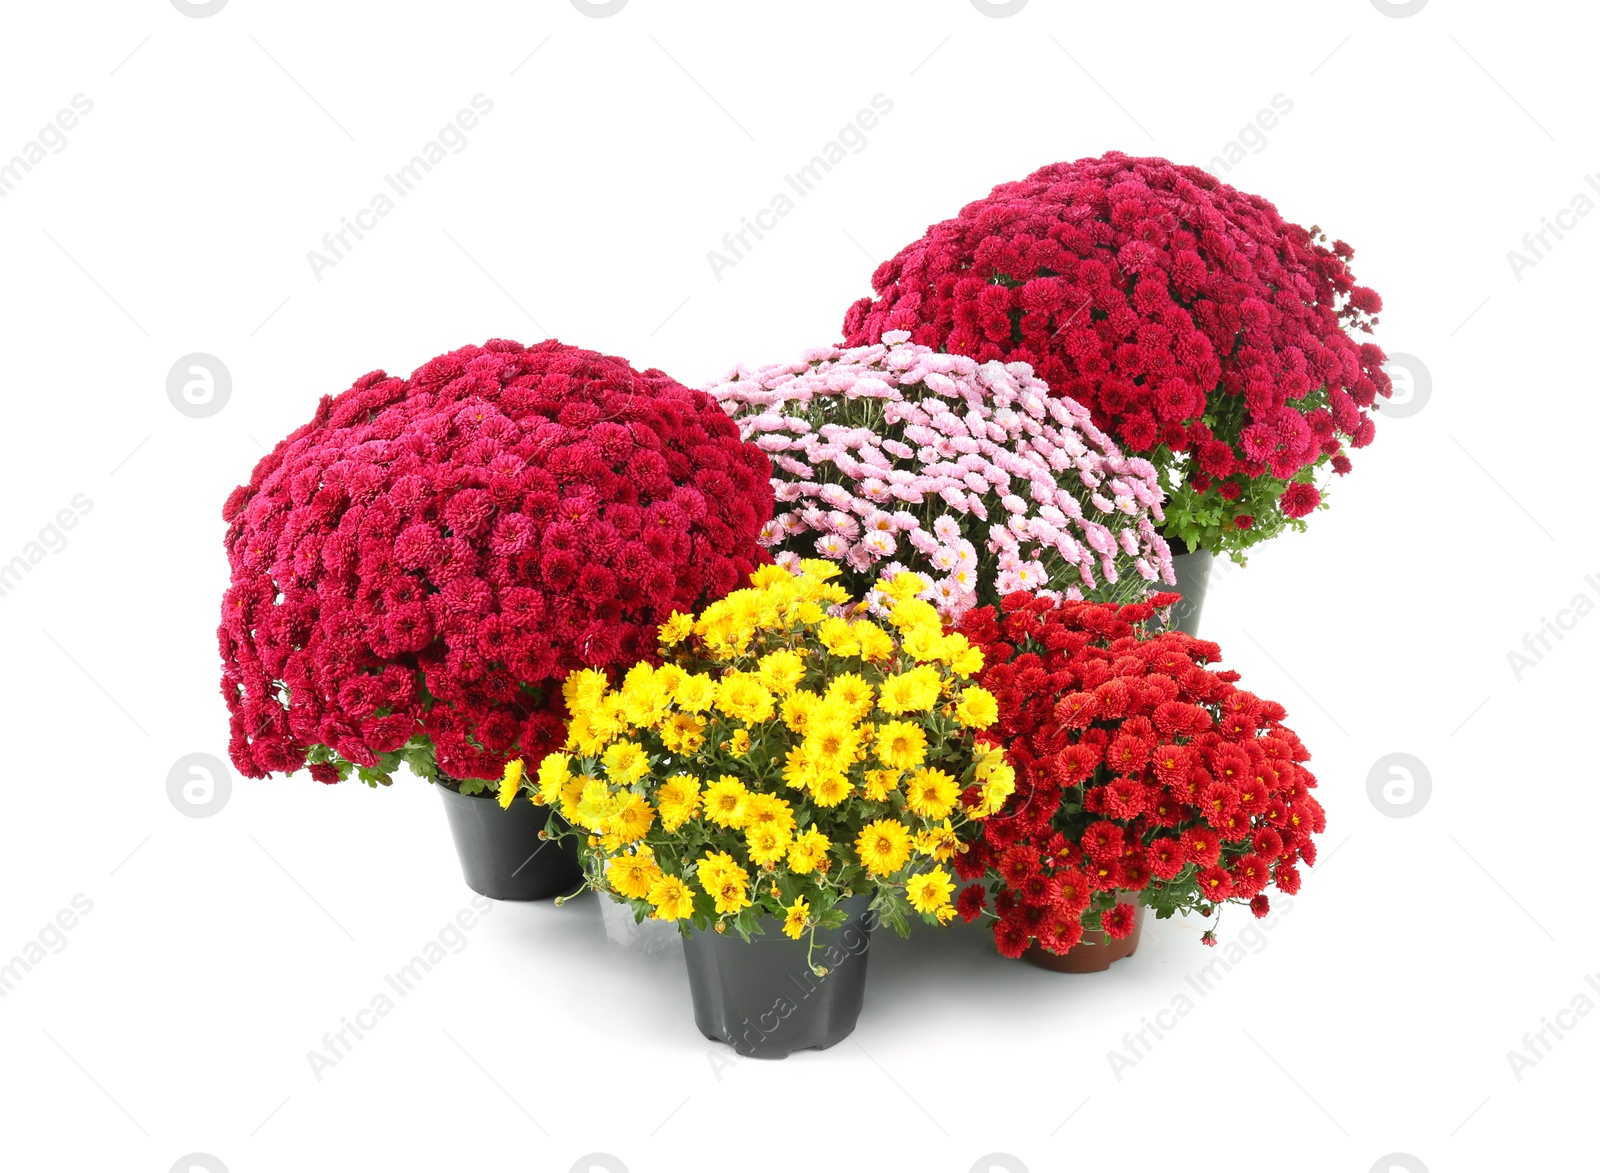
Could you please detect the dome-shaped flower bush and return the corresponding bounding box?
[841,152,1388,557]
[219,339,774,788]
[949,591,1324,957]
[708,333,1172,623]
[524,564,1012,939]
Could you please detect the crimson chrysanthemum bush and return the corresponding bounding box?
[219,339,774,789]
[948,591,1324,957]
[841,151,1388,557]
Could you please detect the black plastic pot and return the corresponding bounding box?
[1167,543,1215,637]
[436,784,582,901]
[682,895,874,1059]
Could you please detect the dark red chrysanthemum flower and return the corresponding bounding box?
[1279,482,1321,519]
[219,339,773,785]
[841,152,1386,554]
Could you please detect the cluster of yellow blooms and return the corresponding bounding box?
[505,562,1015,940]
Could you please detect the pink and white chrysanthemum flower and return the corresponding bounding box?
[708,333,1173,619]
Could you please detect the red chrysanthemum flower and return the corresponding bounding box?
[842,152,1386,556]
[993,915,1032,959]
[218,339,773,786]
[1279,482,1321,519]
[1102,902,1138,940]
[955,591,1320,956]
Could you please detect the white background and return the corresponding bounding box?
[1,1,1595,1171]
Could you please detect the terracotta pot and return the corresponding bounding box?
[1023,895,1145,973]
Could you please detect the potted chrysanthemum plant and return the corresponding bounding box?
[512,562,1011,1056]
[709,333,1173,625]
[842,152,1389,633]
[218,339,773,900]
[950,590,1324,971]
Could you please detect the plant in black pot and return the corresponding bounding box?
[216,339,773,899]
[523,563,1013,1057]
[840,152,1391,634]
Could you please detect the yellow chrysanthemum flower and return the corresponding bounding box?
[757,648,806,696]
[725,728,751,756]
[782,896,811,940]
[879,570,926,601]
[715,674,775,724]
[742,792,796,836]
[658,611,694,646]
[799,558,842,582]
[655,775,702,831]
[862,768,900,802]
[787,826,831,874]
[607,852,662,900]
[575,778,618,832]
[619,663,670,727]
[497,757,524,809]
[563,668,610,713]
[703,776,749,828]
[875,720,928,771]
[803,717,861,776]
[744,821,792,867]
[905,868,956,921]
[953,686,999,729]
[647,873,696,920]
[781,745,814,791]
[824,673,875,722]
[557,773,588,822]
[817,617,859,657]
[905,767,959,819]
[654,662,687,696]
[978,766,1017,815]
[659,711,707,754]
[855,819,912,876]
[781,689,821,735]
[673,672,716,713]
[857,617,896,662]
[808,771,852,807]
[601,740,650,785]
[890,596,942,635]
[940,632,985,678]
[901,624,947,663]
[879,671,934,715]
[913,820,961,862]
[973,743,1007,779]
[694,851,751,914]
[608,793,655,842]
[588,695,629,744]
[565,712,613,757]
[535,752,570,804]
[750,563,793,588]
